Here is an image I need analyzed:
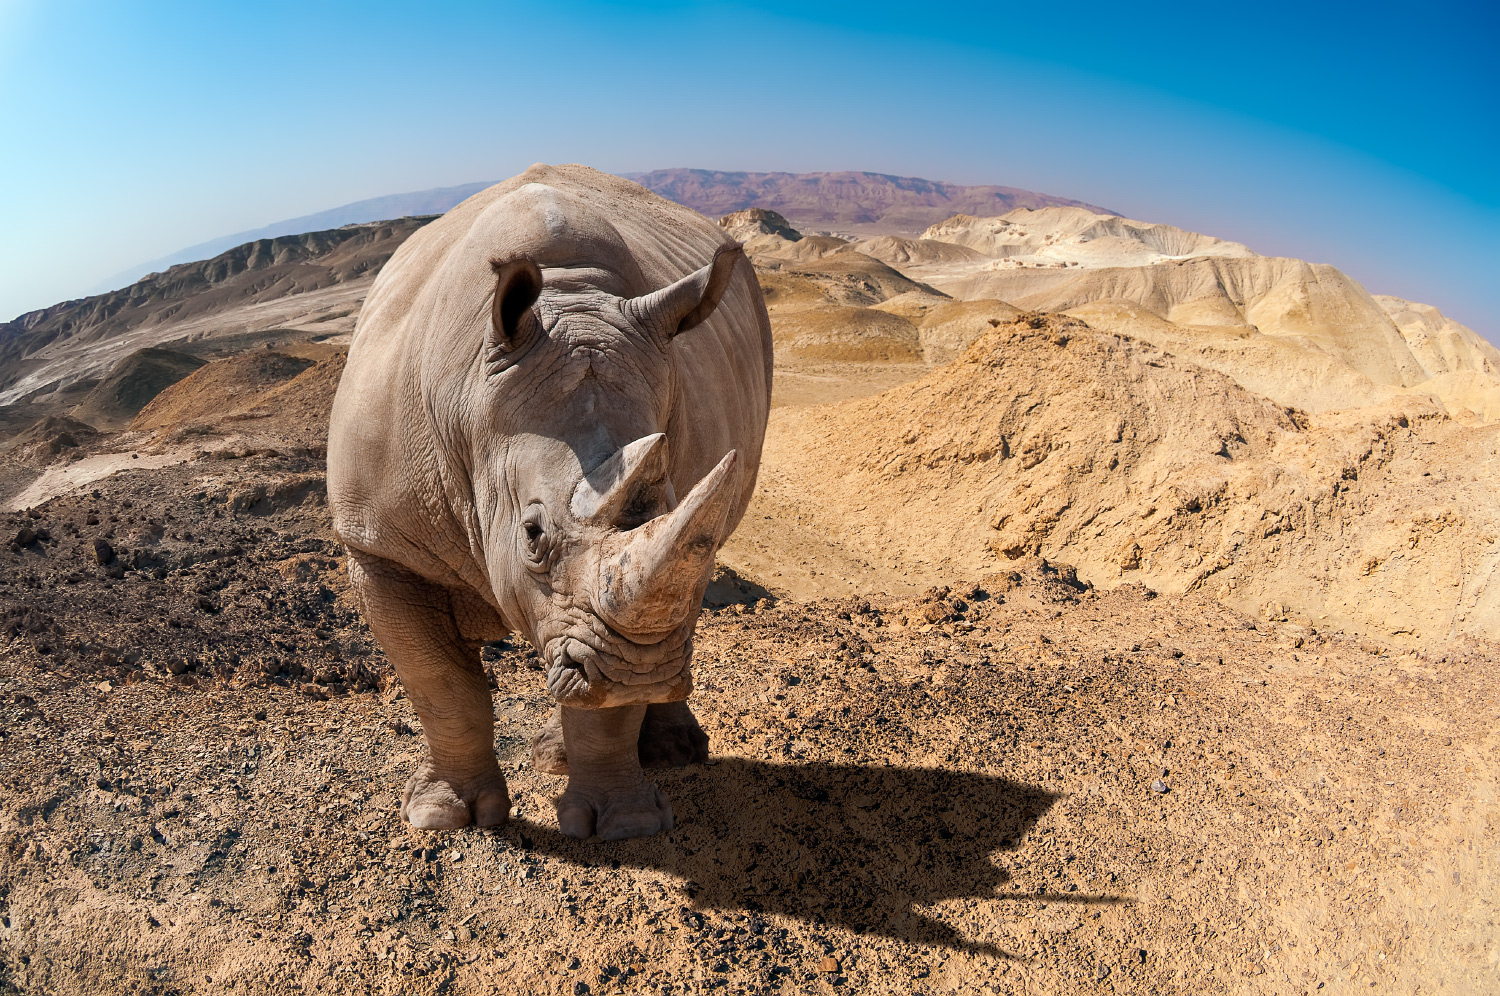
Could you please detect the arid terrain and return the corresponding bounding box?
[0,173,1496,995]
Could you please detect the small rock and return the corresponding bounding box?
[92,538,116,565]
[447,850,463,862]
[14,526,37,547]
[818,956,840,973]
[1096,963,1111,980]
[455,926,472,943]
[1151,779,1169,794]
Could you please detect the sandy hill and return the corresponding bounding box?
[874,297,1025,364]
[727,314,1500,647]
[852,209,1500,422]
[851,235,988,267]
[132,345,346,452]
[754,250,939,313]
[937,256,1429,390]
[67,347,206,430]
[717,207,802,242]
[749,247,956,367]
[922,207,1257,266]
[131,350,316,432]
[0,218,431,408]
[626,169,1113,235]
[0,413,98,465]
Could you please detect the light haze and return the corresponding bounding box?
[1,0,1494,340]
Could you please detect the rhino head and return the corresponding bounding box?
[472,243,744,710]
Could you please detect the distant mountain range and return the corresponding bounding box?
[93,183,492,294]
[97,170,1108,295]
[622,169,1113,234]
[2,221,429,406]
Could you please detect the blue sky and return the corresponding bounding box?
[2,0,1496,339]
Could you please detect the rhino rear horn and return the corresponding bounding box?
[488,257,543,352]
[571,433,675,528]
[625,243,742,339]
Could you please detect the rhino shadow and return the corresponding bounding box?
[510,758,1098,954]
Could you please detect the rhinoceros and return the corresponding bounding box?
[328,164,772,840]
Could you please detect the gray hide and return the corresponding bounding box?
[328,164,772,840]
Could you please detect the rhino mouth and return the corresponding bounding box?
[541,624,694,708]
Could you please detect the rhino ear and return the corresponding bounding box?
[488,257,543,353]
[625,243,742,339]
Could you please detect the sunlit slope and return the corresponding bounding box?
[745,314,1500,644]
[890,208,1498,419]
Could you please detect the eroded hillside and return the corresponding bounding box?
[875,207,1500,421]
[725,314,1500,645]
[0,219,431,408]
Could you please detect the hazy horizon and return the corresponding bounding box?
[2,1,1495,341]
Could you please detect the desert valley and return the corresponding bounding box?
[0,169,1495,995]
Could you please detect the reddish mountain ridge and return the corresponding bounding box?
[626,169,1112,234]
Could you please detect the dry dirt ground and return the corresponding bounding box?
[0,447,1496,995]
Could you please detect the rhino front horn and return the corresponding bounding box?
[595,449,741,639]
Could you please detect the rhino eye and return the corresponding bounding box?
[520,506,550,570]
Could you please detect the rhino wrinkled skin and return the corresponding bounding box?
[328,165,772,840]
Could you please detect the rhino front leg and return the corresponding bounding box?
[348,552,509,830]
[554,705,673,840]
[532,700,709,774]
[638,701,710,768]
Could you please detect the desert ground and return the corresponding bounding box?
[0,183,1496,995]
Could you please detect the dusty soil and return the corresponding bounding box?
[1,456,1496,995]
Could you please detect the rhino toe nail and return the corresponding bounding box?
[556,797,597,839]
[405,801,470,830]
[472,788,510,828]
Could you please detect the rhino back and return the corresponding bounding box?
[329,164,772,582]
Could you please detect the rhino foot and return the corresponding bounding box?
[401,763,510,830]
[638,701,710,769]
[555,781,674,841]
